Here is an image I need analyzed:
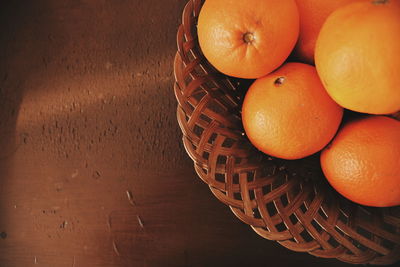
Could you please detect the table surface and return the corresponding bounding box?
[0,1,393,266]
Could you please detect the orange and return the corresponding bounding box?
[197,0,299,79]
[242,62,343,160]
[321,116,400,207]
[293,0,364,64]
[315,0,400,114]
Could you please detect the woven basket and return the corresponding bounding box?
[173,0,400,264]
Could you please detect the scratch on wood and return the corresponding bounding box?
[92,170,101,179]
[136,215,144,228]
[60,220,68,229]
[112,240,120,256]
[72,256,76,267]
[71,169,79,178]
[34,256,37,264]
[126,190,136,206]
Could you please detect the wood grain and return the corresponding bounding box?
[0,1,384,266]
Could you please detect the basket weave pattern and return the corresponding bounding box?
[173,0,400,264]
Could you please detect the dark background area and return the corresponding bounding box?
[0,0,381,266]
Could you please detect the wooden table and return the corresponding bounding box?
[0,1,373,266]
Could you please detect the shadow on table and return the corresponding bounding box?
[0,0,64,233]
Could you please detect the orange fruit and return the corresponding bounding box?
[315,0,400,115]
[321,116,400,207]
[293,0,364,64]
[197,0,299,79]
[242,62,343,160]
